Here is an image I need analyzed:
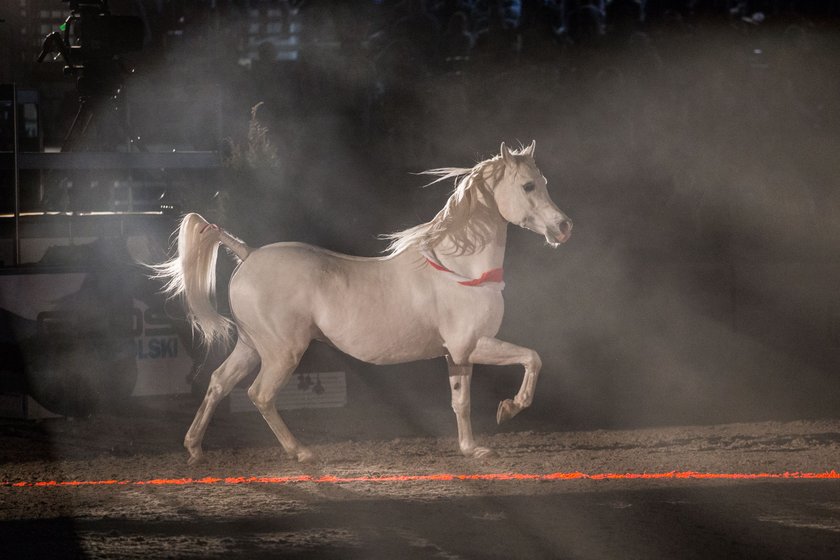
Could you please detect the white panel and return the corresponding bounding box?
[131,299,193,397]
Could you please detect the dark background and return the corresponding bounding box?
[1,0,840,431]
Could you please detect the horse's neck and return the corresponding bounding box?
[431,217,508,279]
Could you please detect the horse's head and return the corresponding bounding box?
[493,141,572,247]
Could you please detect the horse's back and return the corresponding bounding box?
[229,242,382,301]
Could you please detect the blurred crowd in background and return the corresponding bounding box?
[3,0,838,282]
[3,1,838,153]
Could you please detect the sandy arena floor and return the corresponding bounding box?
[1,409,839,559]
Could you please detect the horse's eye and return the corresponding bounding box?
[523,181,535,193]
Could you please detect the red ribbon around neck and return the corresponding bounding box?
[425,258,504,287]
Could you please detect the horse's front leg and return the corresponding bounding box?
[468,336,542,424]
[447,357,495,458]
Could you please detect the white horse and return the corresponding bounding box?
[155,141,572,464]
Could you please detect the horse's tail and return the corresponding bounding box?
[151,213,253,349]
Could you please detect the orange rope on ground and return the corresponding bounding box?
[1,470,838,488]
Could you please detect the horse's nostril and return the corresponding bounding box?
[559,220,573,236]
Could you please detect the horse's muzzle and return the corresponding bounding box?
[551,219,573,245]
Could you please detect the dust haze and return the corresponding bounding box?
[31,4,840,429]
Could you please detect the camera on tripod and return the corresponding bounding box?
[38,0,145,97]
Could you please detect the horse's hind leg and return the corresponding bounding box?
[247,341,315,463]
[447,357,494,458]
[184,338,260,465]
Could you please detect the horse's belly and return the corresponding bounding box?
[330,340,444,366]
[315,297,445,365]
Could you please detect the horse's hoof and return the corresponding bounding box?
[470,446,496,459]
[186,451,204,466]
[296,447,317,463]
[496,399,521,424]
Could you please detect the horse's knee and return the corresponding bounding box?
[526,349,542,373]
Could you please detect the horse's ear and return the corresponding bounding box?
[500,142,515,166]
[524,140,536,157]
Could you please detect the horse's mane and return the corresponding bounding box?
[382,154,512,257]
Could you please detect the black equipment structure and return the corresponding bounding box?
[12,85,19,266]
[37,1,145,151]
[0,84,22,265]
